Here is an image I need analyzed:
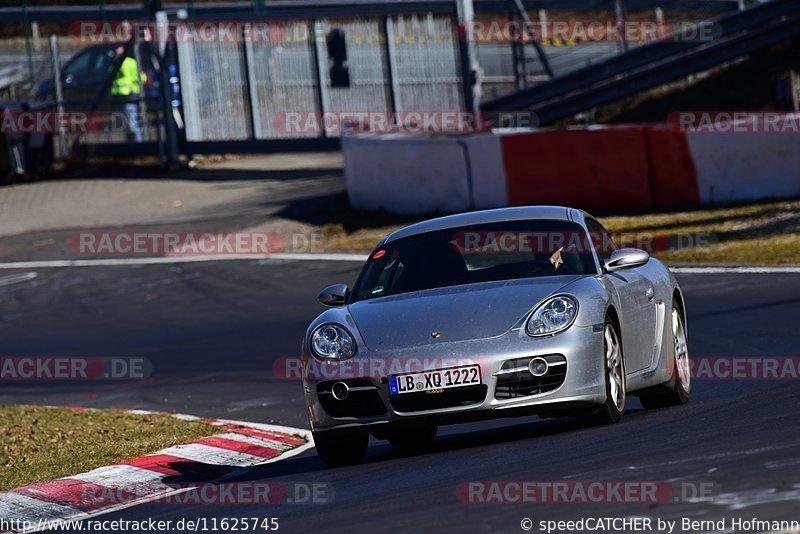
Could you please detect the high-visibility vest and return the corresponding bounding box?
[111,57,146,96]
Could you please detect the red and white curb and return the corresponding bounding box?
[0,407,313,534]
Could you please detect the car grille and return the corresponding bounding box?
[390,384,487,412]
[317,379,386,418]
[494,354,567,400]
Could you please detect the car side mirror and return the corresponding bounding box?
[603,248,650,273]
[318,284,349,306]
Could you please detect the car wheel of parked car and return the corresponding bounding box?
[638,301,691,409]
[313,428,369,467]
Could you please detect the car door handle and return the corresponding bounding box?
[646,287,655,301]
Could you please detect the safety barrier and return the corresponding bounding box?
[500,127,652,209]
[342,123,800,214]
[687,130,800,203]
[645,126,700,207]
[342,135,471,214]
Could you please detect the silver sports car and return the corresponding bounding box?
[302,206,691,466]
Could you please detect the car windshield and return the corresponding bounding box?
[351,219,597,302]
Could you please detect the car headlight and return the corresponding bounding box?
[526,295,578,336]
[310,323,356,360]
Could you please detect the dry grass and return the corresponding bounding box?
[656,234,800,265]
[0,405,222,491]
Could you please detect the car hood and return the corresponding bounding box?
[348,275,581,352]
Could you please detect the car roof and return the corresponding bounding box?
[384,206,584,243]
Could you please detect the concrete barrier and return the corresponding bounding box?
[458,133,508,209]
[645,126,700,207]
[342,135,471,214]
[500,127,653,209]
[342,124,800,214]
[687,131,800,203]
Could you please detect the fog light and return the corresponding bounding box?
[331,381,350,401]
[528,357,549,377]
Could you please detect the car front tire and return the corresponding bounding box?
[313,428,369,467]
[595,317,627,424]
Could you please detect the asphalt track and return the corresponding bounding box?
[1,260,799,533]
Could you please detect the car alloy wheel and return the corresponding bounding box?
[605,321,626,413]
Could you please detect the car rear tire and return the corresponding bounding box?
[313,428,369,467]
[594,317,626,424]
[638,301,691,409]
[387,423,437,452]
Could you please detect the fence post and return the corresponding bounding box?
[22,0,35,83]
[509,6,527,90]
[132,41,150,143]
[242,23,260,139]
[613,0,628,53]
[31,22,41,52]
[49,34,67,160]
[156,10,179,166]
[383,16,400,116]
[311,19,329,138]
[455,0,479,115]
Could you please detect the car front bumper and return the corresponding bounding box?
[303,323,607,432]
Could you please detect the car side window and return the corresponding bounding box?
[586,219,617,263]
[93,48,118,74]
[63,50,94,77]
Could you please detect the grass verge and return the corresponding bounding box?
[0,405,222,491]
[316,199,800,265]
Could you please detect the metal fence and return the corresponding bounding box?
[177,14,464,143]
[0,0,744,167]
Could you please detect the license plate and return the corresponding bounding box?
[389,365,482,395]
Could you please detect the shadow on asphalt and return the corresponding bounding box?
[273,194,428,231]
[48,165,344,182]
[234,411,649,479]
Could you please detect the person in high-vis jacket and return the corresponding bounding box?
[111,48,147,142]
